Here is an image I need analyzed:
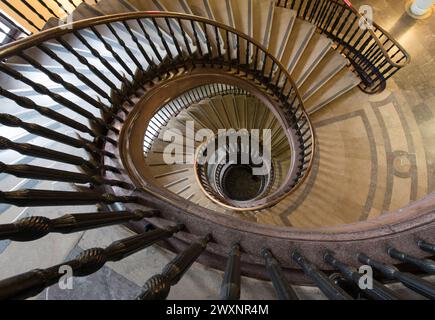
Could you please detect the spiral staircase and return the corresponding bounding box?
[0,0,433,300]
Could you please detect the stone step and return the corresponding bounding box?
[281,18,315,74]
[300,49,347,101]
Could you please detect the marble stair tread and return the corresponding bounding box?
[291,32,332,86]
[126,0,162,11]
[136,0,208,54]
[186,105,222,132]
[185,0,226,54]
[124,0,198,55]
[94,0,139,13]
[186,0,214,18]
[42,17,60,30]
[209,96,236,129]
[252,0,275,49]
[230,0,253,62]
[233,95,249,129]
[230,0,253,39]
[305,68,361,114]
[146,162,196,177]
[81,8,145,54]
[267,7,296,62]
[299,50,347,101]
[53,3,130,61]
[69,2,104,21]
[92,0,159,53]
[221,95,242,128]
[208,0,235,28]
[280,18,315,74]
[158,0,209,53]
[198,98,230,130]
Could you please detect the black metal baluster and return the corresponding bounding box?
[152,17,174,62]
[0,189,144,207]
[19,52,122,129]
[1,0,41,31]
[37,44,116,107]
[202,21,213,67]
[388,248,435,275]
[177,17,193,64]
[262,249,298,300]
[0,163,132,189]
[329,5,346,35]
[0,137,99,171]
[121,21,155,71]
[220,244,241,300]
[0,87,94,136]
[190,19,204,63]
[89,26,135,79]
[136,19,164,64]
[0,210,156,242]
[73,30,134,91]
[323,2,340,33]
[21,0,49,22]
[318,1,334,32]
[334,9,352,38]
[313,0,329,26]
[303,0,313,20]
[329,273,366,299]
[56,37,132,107]
[324,252,399,300]
[214,25,223,67]
[0,10,30,35]
[0,114,116,154]
[297,0,305,17]
[52,0,69,15]
[307,0,318,22]
[138,234,211,300]
[35,0,61,19]
[358,253,435,300]
[164,17,182,60]
[67,0,78,8]
[419,240,435,254]
[106,23,145,73]
[339,16,358,54]
[0,63,103,132]
[0,224,183,300]
[292,251,352,300]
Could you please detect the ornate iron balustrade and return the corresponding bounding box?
[0,0,99,36]
[276,0,410,94]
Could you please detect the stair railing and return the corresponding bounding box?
[276,0,410,94]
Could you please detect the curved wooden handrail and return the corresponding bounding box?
[340,0,410,68]
[276,0,410,93]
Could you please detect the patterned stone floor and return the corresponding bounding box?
[257,0,435,227]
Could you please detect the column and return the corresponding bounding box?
[410,0,434,16]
